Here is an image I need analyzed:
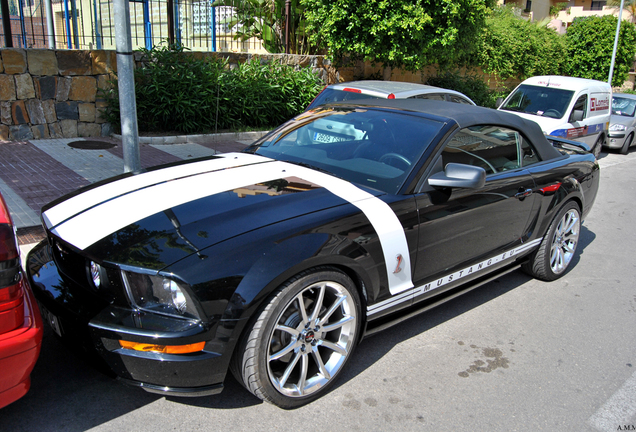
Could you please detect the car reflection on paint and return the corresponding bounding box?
[27,99,599,408]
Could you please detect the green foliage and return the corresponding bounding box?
[218,59,324,130]
[565,15,636,86]
[425,72,510,108]
[102,44,323,134]
[479,6,567,80]
[549,2,569,18]
[211,0,316,54]
[300,0,494,72]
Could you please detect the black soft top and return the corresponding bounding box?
[326,98,563,161]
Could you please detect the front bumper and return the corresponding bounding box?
[26,241,232,397]
[608,132,627,148]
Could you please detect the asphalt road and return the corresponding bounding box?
[1,149,635,432]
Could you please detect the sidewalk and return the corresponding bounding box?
[0,133,264,246]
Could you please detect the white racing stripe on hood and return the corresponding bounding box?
[48,157,414,296]
[42,153,264,229]
[50,159,291,250]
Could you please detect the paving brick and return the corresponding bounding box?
[107,142,181,169]
[0,141,91,217]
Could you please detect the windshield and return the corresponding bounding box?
[501,85,574,119]
[245,107,444,194]
[307,88,383,109]
[612,97,636,117]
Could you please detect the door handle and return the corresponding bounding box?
[515,188,533,199]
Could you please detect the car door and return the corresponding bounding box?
[411,124,540,301]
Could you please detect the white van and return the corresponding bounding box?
[498,76,611,158]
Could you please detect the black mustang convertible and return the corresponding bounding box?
[27,99,599,408]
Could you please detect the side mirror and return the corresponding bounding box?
[495,97,504,109]
[428,163,486,189]
[570,109,584,123]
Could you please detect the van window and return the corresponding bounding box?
[500,84,574,119]
[569,95,587,123]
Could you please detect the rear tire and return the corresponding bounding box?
[522,201,581,281]
[231,267,361,409]
[620,133,633,155]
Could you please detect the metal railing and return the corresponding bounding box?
[1,0,265,52]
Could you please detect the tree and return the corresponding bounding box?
[300,0,494,72]
[608,0,636,23]
[565,15,636,86]
[479,6,567,80]
[211,0,316,54]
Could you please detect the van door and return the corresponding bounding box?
[561,91,609,157]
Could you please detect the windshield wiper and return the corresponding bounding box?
[280,159,340,178]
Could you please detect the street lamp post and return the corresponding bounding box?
[608,0,626,86]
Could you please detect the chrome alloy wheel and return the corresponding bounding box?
[549,208,580,275]
[266,280,358,397]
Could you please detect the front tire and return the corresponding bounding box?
[232,267,361,408]
[620,133,633,155]
[522,201,581,281]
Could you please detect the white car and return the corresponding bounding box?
[608,93,636,154]
[306,80,476,110]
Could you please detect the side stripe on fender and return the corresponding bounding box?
[283,164,414,296]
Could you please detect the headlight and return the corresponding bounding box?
[121,269,200,320]
[610,124,627,131]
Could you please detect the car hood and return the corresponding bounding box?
[42,153,384,269]
[610,114,635,127]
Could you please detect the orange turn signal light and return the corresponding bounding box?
[119,340,205,354]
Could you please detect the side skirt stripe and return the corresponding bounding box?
[367,238,543,316]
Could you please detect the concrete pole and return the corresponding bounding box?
[43,0,55,48]
[113,0,141,172]
[608,0,625,86]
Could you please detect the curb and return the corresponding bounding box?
[112,130,270,145]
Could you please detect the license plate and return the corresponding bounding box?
[38,302,63,337]
[313,132,347,143]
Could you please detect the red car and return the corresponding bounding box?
[0,192,43,409]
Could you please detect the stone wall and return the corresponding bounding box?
[0,49,115,141]
[0,48,516,141]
